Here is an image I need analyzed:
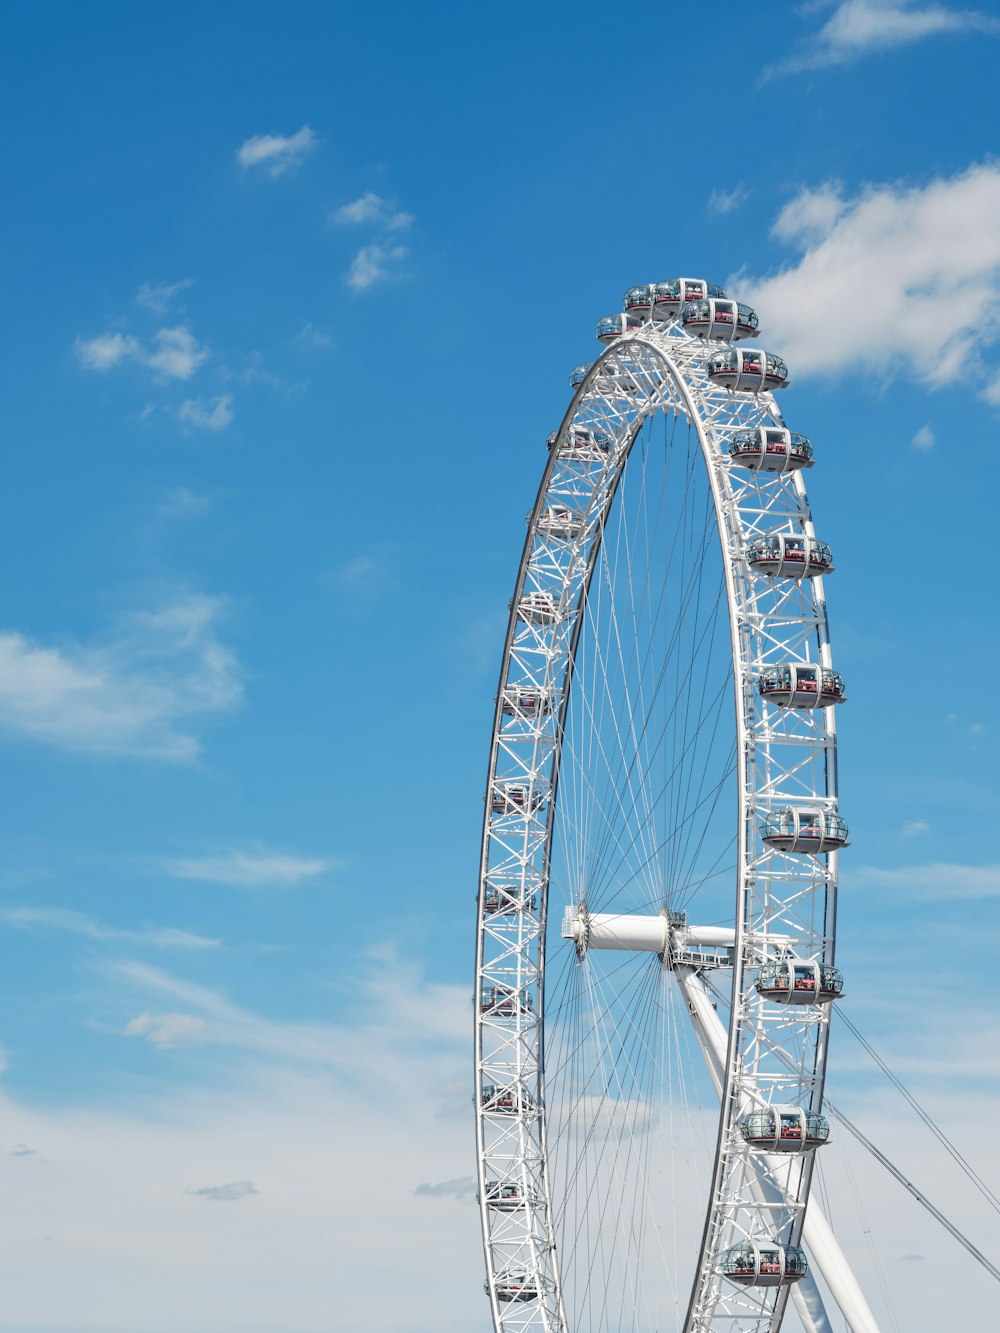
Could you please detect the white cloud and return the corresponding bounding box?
[75,325,206,381]
[157,487,213,519]
[333,192,385,224]
[771,0,999,75]
[346,243,408,292]
[186,1180,259,1201]
[135,280,193,316]
[969,720,986,734]
[0,594,242,760]
[327,554,393,602]
[177,394,233,432]
[163,848,332,889]
[902,819,930,836]
[911,423,935,450]
[856,861,1000,898]
[734,163,1000,394]
[124,1011,208,1049]
[295,321,333,350]
[236,125,317,177]
[708,183,749,215]
[0,907,220,951]
[414,1176,476,1198]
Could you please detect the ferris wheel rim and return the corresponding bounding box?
[475,320,842,1333]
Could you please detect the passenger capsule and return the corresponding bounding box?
[720,1241,808,1288]
[548,425,613,460]
[623,284,654,318]
[740,1107,830,1153]
[569,363,591,390]
[482,1180,534,1210]
[706,348,789,393]
[747,534,834,579]
[728,428,814,473]
[651,278,726,321]
[681,299,759,342]
[501,684,552,719]
[483,883,538,915]
[490,782,545,815]
[515,591,559,626]
[480,984,534,1018]
[534,505,586,542]
[755,959,844,1005]
[481,1084,536,1115]
[760,808,849,854]
[596,313,641,344]
[490,1275,540,1302]
[757,663,846,708]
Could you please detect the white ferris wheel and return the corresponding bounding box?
[474,277,885,1333]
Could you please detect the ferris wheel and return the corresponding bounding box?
[474,277,884,1333]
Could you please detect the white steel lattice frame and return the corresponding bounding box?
[475,320,842,1333]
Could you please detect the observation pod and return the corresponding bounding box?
[596,313,641,344]
[480,984,534,1018]
[548,424,612,460]
[534,505,586,542]
[481,1084,536,1116]
[681,298,759,342]
[758,663,846,708]
[747,534,834,579]
[483,883,538,915]
[515,591,559,626]
[491,1276,540,1303]
[569,363,590,389]
[740,1107,831,1154]
[706,348,789,393]
[500,684,552,718]
[728,427,814,473]
[490,782,545,815]
[482,1181,533,1210]
[760,807,850,854]
[651,278,726,321]
[720,1241,808,1288]
[623,284,654,318]
[756,959,845,1005]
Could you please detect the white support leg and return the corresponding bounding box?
[675,967,882,1333]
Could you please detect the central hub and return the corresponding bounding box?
[562,905,739,970]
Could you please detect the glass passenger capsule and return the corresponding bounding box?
[480,984,534,1018]
[490,782,545,815]
[720,1241,808,1287]
[481,1084,536,1115]
[740,1107,831,1153]
[681,299,759,342]
[728,427,814,472]
[760,807,849,854]
[515,591,559,626]
[501,684,552,719]
[651,278,726,320]
[623,284,654,317]
[491,1275,540,1302]
[534,505,586,541]
[483,883,538,915]
[482,1180,534,1210]
[548,424,613,459]
[569,363,591,389]
[746,534,834,579]
[755,959,845,1005]
[596,313,641,344]
[757,663,846,708]
[706,348,789,392]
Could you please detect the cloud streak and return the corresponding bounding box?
[75,326,207,381]
[236,126,317,177]
[0,907,220,950]
[163,847,332,889]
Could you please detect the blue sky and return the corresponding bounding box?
[1,1,1000,1329]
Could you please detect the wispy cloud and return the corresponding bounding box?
[327,554,393,602]
[901,820,930,837]
[124,1012,208,1049]
[855,861,1000,898]
[163,847,332,889]
[0,907,220,950]
[157,487,213,520]
[295,321,333,351]
[911,423,935,450]
[186,1180,259,1201]
[236,125,317,177]
[732,163,1000,395]
[333,192,413,231]
[177,394,234,432]
[75,325,207,382]
[135,279,193,316]
[346,242,408,292]
[0,594,242,760]
[769,0,998,76]
[708,183,749,214]
[414,1176,476,1199]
